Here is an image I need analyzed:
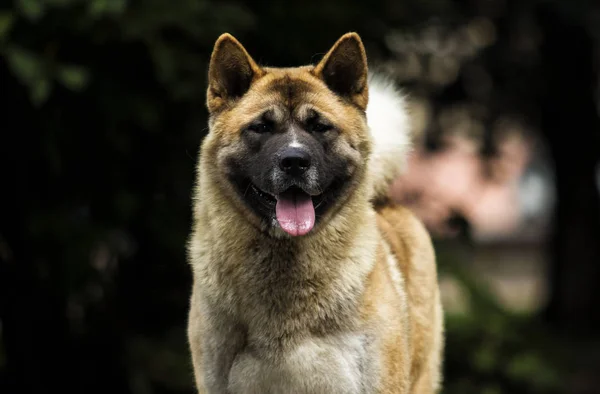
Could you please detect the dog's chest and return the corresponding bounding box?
[228,333,376,394]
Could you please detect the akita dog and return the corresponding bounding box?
[187,32,443,393]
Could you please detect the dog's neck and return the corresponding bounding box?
[190,168,381,351]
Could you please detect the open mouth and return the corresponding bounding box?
[249,183,326,237]
[275,186,316,237]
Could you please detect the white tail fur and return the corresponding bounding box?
[366,73,412,203]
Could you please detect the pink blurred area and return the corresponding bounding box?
[390,131,537,239]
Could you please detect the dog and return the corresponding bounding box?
[187,32,444,393]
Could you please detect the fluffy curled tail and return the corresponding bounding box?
[366,73,412,204]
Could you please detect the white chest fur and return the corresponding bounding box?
[228,333,375,394]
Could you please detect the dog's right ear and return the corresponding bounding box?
[207,34,263,113]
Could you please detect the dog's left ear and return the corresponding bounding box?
[313,33,369,110]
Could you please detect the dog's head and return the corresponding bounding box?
[202,33,372,237]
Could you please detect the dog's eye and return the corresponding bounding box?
[247,122,272,133]
[310,122,332,133]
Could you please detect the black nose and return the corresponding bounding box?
[279,147,311,176]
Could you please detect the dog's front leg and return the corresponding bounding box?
[188,285,246,394]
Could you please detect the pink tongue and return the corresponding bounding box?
[275,190,315,236]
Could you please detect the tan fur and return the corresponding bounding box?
[187,32,443,393]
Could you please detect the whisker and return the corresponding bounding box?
[314,195,327,210]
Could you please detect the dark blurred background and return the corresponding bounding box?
[1,0,599,393]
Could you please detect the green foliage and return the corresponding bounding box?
[4,45,51,105]
[0,11,15,41]
[16,0,44,21]
[4,0,257,105]
[56,64,90,91]
[437,244,567,394]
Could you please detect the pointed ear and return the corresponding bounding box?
[313,33,369,109]
[207,33,263,112]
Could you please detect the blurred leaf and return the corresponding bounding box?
[57,64,91,91]
[31,77,52,106]
[46,0,86,6]
[88,0,127,17]
[5,45,44,86]
[481,386,501,394]
[472,342,497,372]
[506,352,561,389]
[17,0,45,21]
[5,45,54,105]
[6,48,90,104]
[0,12,15,42]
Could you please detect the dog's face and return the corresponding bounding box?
[203,33,372,237]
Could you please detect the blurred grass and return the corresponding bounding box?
[436,240,567,394]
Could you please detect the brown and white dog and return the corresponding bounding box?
[187,32,444,393]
